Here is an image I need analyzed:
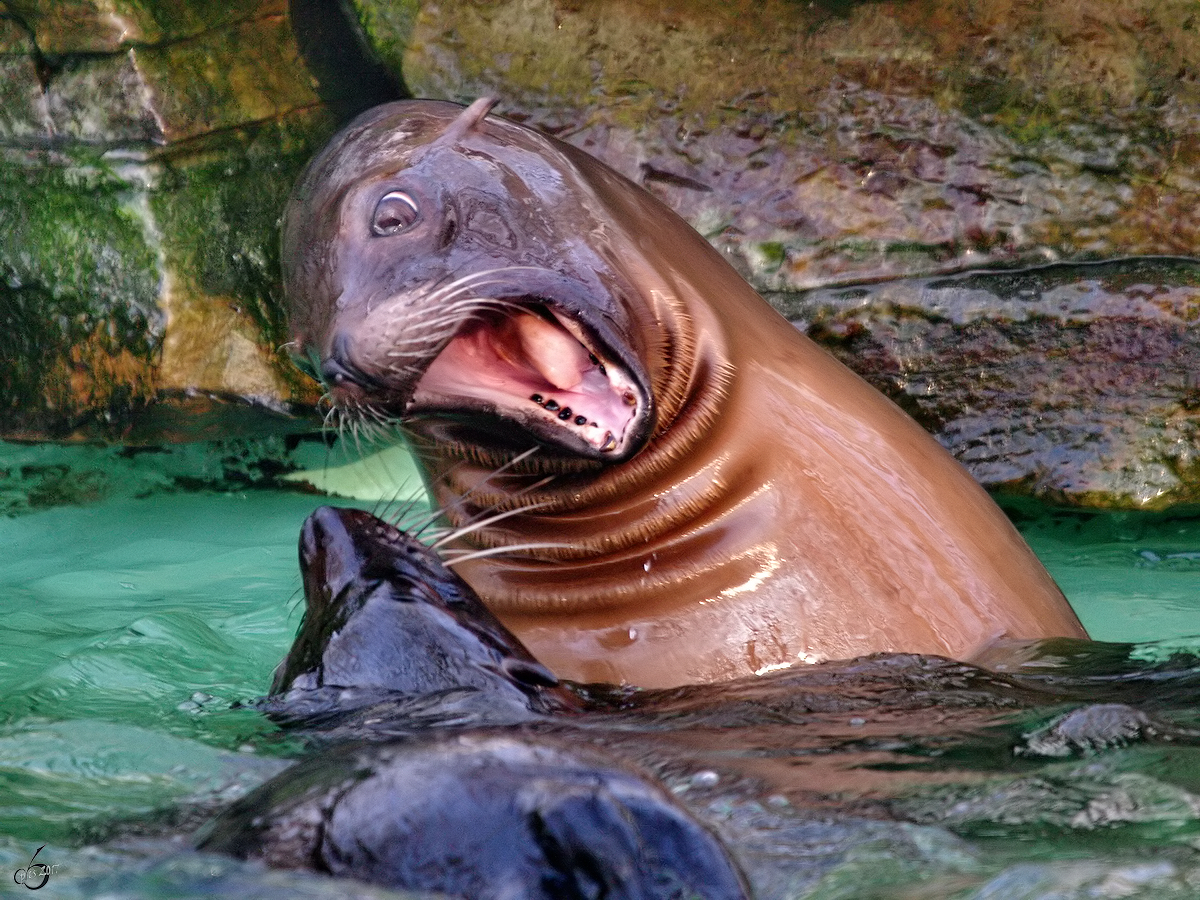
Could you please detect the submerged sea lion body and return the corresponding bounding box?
[200,732,750,900]
[283,99,1086,687]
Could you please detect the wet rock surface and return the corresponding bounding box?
[782,257,1200,508]
[379,0,1200,288]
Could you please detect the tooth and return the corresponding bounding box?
[513,313,590,391]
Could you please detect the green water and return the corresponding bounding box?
[1016,505,1200,645]
[1,440,1199,898]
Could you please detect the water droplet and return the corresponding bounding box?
[598,626,639,649]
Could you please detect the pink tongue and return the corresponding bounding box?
[512,313,591,391]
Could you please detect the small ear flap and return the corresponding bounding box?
[439,97,499,144]
[501,656,561,688]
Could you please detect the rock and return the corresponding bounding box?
[0,0,334,440]
[781,258,1200,509]
[0,423,332,516]
[1017,704,1159,758]
[3,0,1199,510]
[365,0,1200,290]
[339,0,1200,507]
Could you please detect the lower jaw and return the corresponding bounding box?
[401,411,615,470]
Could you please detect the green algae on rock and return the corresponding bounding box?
[0,147,162,436]
[0,0,332,441]
[331,0,1200,509]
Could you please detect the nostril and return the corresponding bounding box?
[321,333,381,389]
[300,506,340,566]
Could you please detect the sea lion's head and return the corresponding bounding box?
[283,99,657,464]
[200,733,751,900]
[271,505,566,709]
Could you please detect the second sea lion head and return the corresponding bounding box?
[282,99,657,464]
[271,505,563,704]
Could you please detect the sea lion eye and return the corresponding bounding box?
[371,190,420,235]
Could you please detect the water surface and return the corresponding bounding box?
[2,440,1199,899]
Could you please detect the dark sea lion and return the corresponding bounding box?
[229,511,750,897]
[198,732,751,900]
[266,505,580,731]
[282,98,1087,687]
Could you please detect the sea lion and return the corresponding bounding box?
[199,732,751,900]
[265,504,580,731]
[226,511,752,898]
[282,98,1087,687]
[264,506,1085,737]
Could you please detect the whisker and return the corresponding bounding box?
[404,445,544,536]
[414,526,453,543]
[429,500,550,549]
[442,542,569,566]
[439,472,558,540]
[284,585,306,616]
[413,267,545,307]
[377,473,431,524]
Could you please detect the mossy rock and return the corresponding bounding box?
[2,0,280,54]
[0,146,161,436]
[0,0,333,440]
[784,258,1200,510]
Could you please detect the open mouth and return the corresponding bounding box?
[409,300,648,459]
